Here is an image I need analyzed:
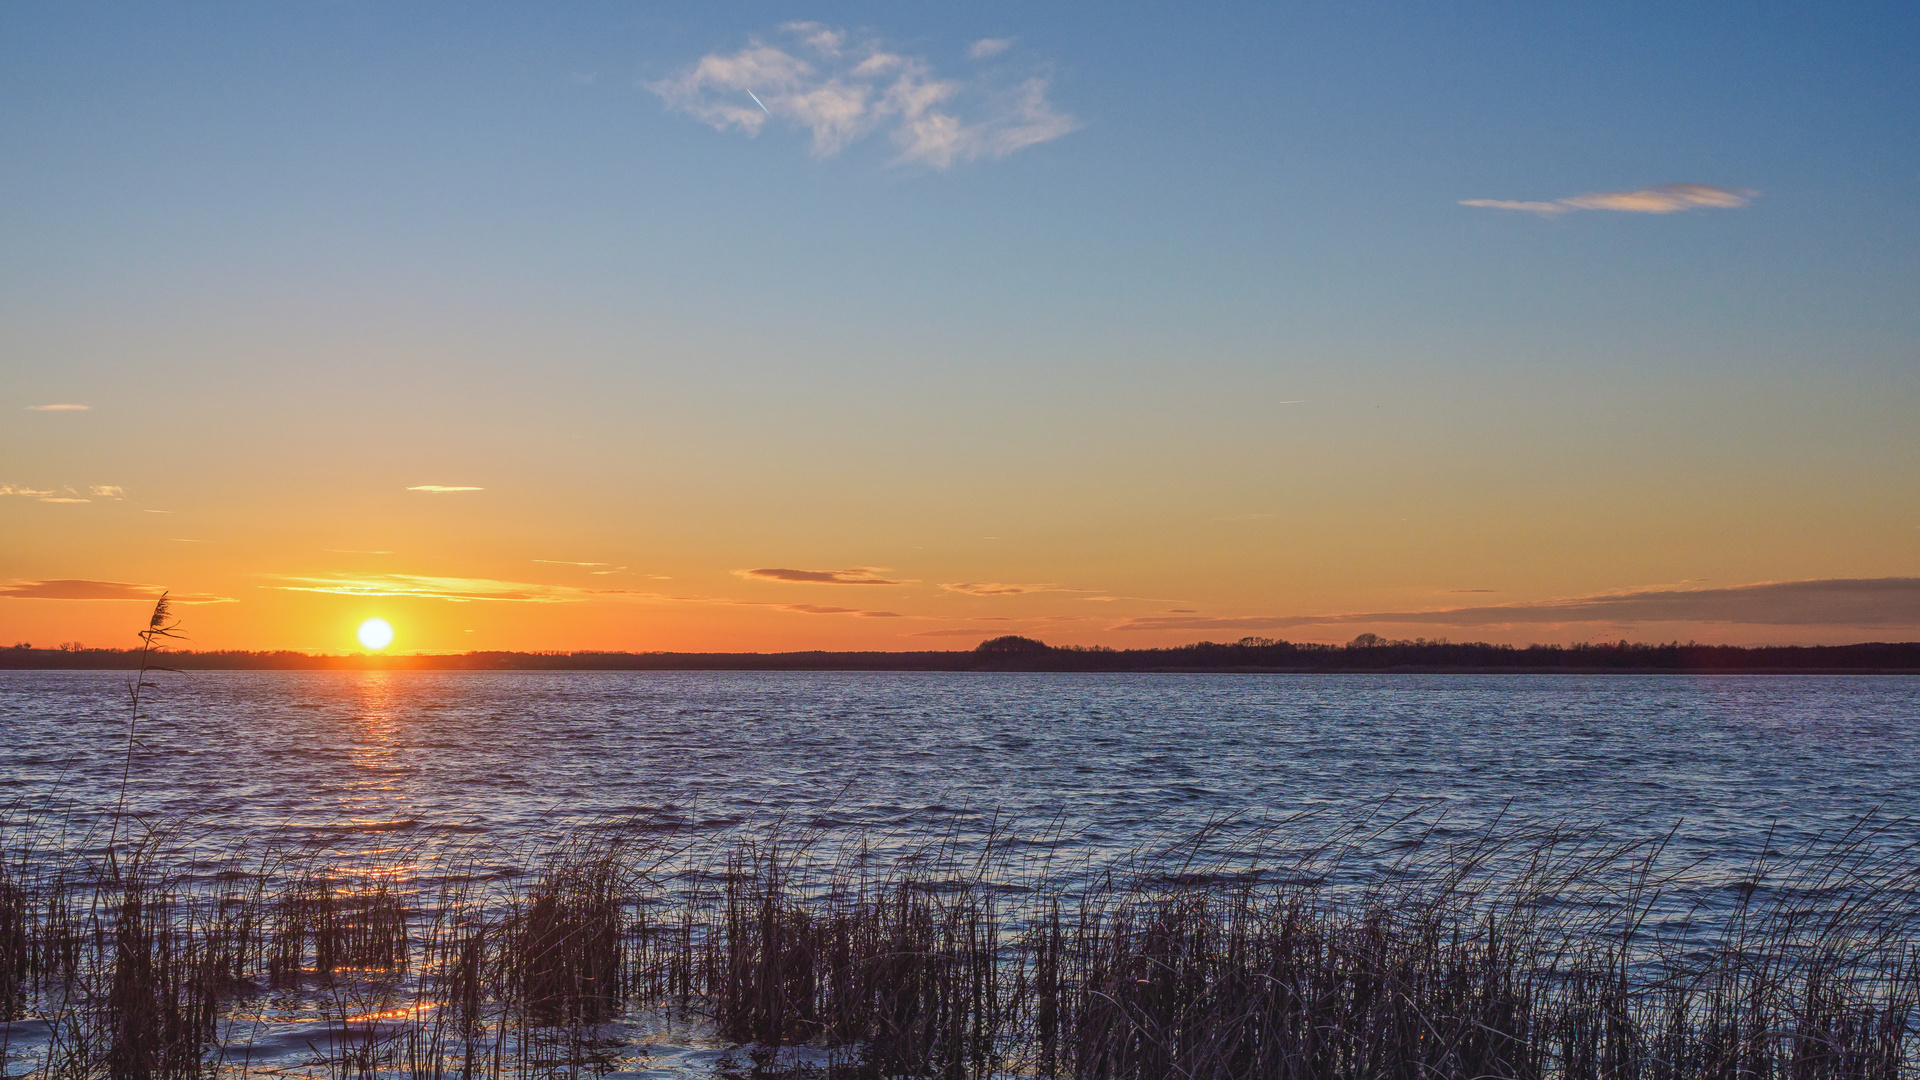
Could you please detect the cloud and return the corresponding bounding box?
[941,581,1063,596]
[649,22,1075,167]
[1108,578,1920,633]
[89,486,124,498]
[534,559,610,567]
[0,483,102,502]
[780,604,904,618]
[910,627,994,637]
[272,574,580,602]
[0,579,232,603]
[967,37,1014,59]
[407,485,483,493]
[25,404,89,411]
[894,77,1079,168]
[584,587,907,618]
[1462,183,1755,217]
[741,567,901,585]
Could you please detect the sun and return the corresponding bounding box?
[357,618,394,650]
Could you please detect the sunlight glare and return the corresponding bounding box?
[357,618,394,650]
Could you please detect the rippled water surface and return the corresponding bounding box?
[3,669,1917,866]
[4,670,1920,1076]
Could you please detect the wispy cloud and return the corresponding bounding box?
[10,484,125,504]
[272,574,578,602]
[407,485,484,493]
[272,571,911,612]
[941,581,1065,596]
[740,567,901,585]
[1462,183,1755,217]
[25,404,89,412]
[967,37,1014,59]
[649,22,1076,167]
[1109,578,1920,632]
[0,579,231,603]
[534,559,610,567]
[780,603,904,618]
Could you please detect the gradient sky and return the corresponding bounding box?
[4,1,1918,653]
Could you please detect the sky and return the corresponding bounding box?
[3,1,1918,654]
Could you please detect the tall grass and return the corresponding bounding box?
[2,808,1915,1079]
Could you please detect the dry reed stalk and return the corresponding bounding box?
[1,787,1917,1079]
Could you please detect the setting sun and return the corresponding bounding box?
[357,618,394,650]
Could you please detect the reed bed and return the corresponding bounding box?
[0,807,1916,1080]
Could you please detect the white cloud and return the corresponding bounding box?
[650,23,1076,167]
[968,38,1013,59]
[407,485,484,493]
[0,484,56,497]
[89,485,124,498]
[1462,183,1756,217]
[25,404,89,412]
[893,77,1079,168]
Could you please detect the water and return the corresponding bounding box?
[3,669,1917,869]
[4,670,1920,1075]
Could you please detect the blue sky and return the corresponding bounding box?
[3,2,1917,650]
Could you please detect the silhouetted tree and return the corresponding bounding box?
[975,635,1050,659]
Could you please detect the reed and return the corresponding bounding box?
[0,806,1915,1079]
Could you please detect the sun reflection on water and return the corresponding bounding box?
[338,672,418,833]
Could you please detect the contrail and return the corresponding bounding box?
[746,89,770,114]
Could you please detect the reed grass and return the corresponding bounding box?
[3,805,1914,1080]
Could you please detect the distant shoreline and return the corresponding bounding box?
[4,638,1917,673]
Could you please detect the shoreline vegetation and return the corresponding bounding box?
[4,636,1919,673]
[2,809,1918,1079]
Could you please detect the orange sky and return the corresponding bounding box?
[5,368,1916,653]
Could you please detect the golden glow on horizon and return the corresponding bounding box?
[357,618,394,650]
